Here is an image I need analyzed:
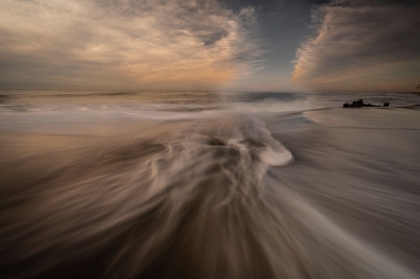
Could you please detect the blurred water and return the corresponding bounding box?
[0,90,419,279]
[1,90,418,112]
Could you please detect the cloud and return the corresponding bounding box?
[0,0,263,90]
[292,0,420,92]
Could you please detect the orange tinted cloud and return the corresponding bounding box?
[292,0,420,92]
[0,0,262,90]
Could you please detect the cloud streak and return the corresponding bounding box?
[0,0,263,90]
[292,0,420,92]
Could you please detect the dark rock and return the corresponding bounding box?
[343,99,389,108]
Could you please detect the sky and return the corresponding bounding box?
[0,0,419,92]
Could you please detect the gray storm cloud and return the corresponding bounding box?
[292,0,420,92]
[0,0,262,90]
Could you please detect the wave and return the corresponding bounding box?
[0,116,297,279]
[1,93,419,279]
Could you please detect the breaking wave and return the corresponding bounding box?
[1,91,419,279]
[0,116,299,279]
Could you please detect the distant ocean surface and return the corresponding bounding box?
[0,90,418,113]
[1,90,420,279]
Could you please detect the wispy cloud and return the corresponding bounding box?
[292,0,420,92]
[0,0,263,90]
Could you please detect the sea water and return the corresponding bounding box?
[0,90,419,279]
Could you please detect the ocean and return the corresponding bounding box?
[0,90,420,279]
